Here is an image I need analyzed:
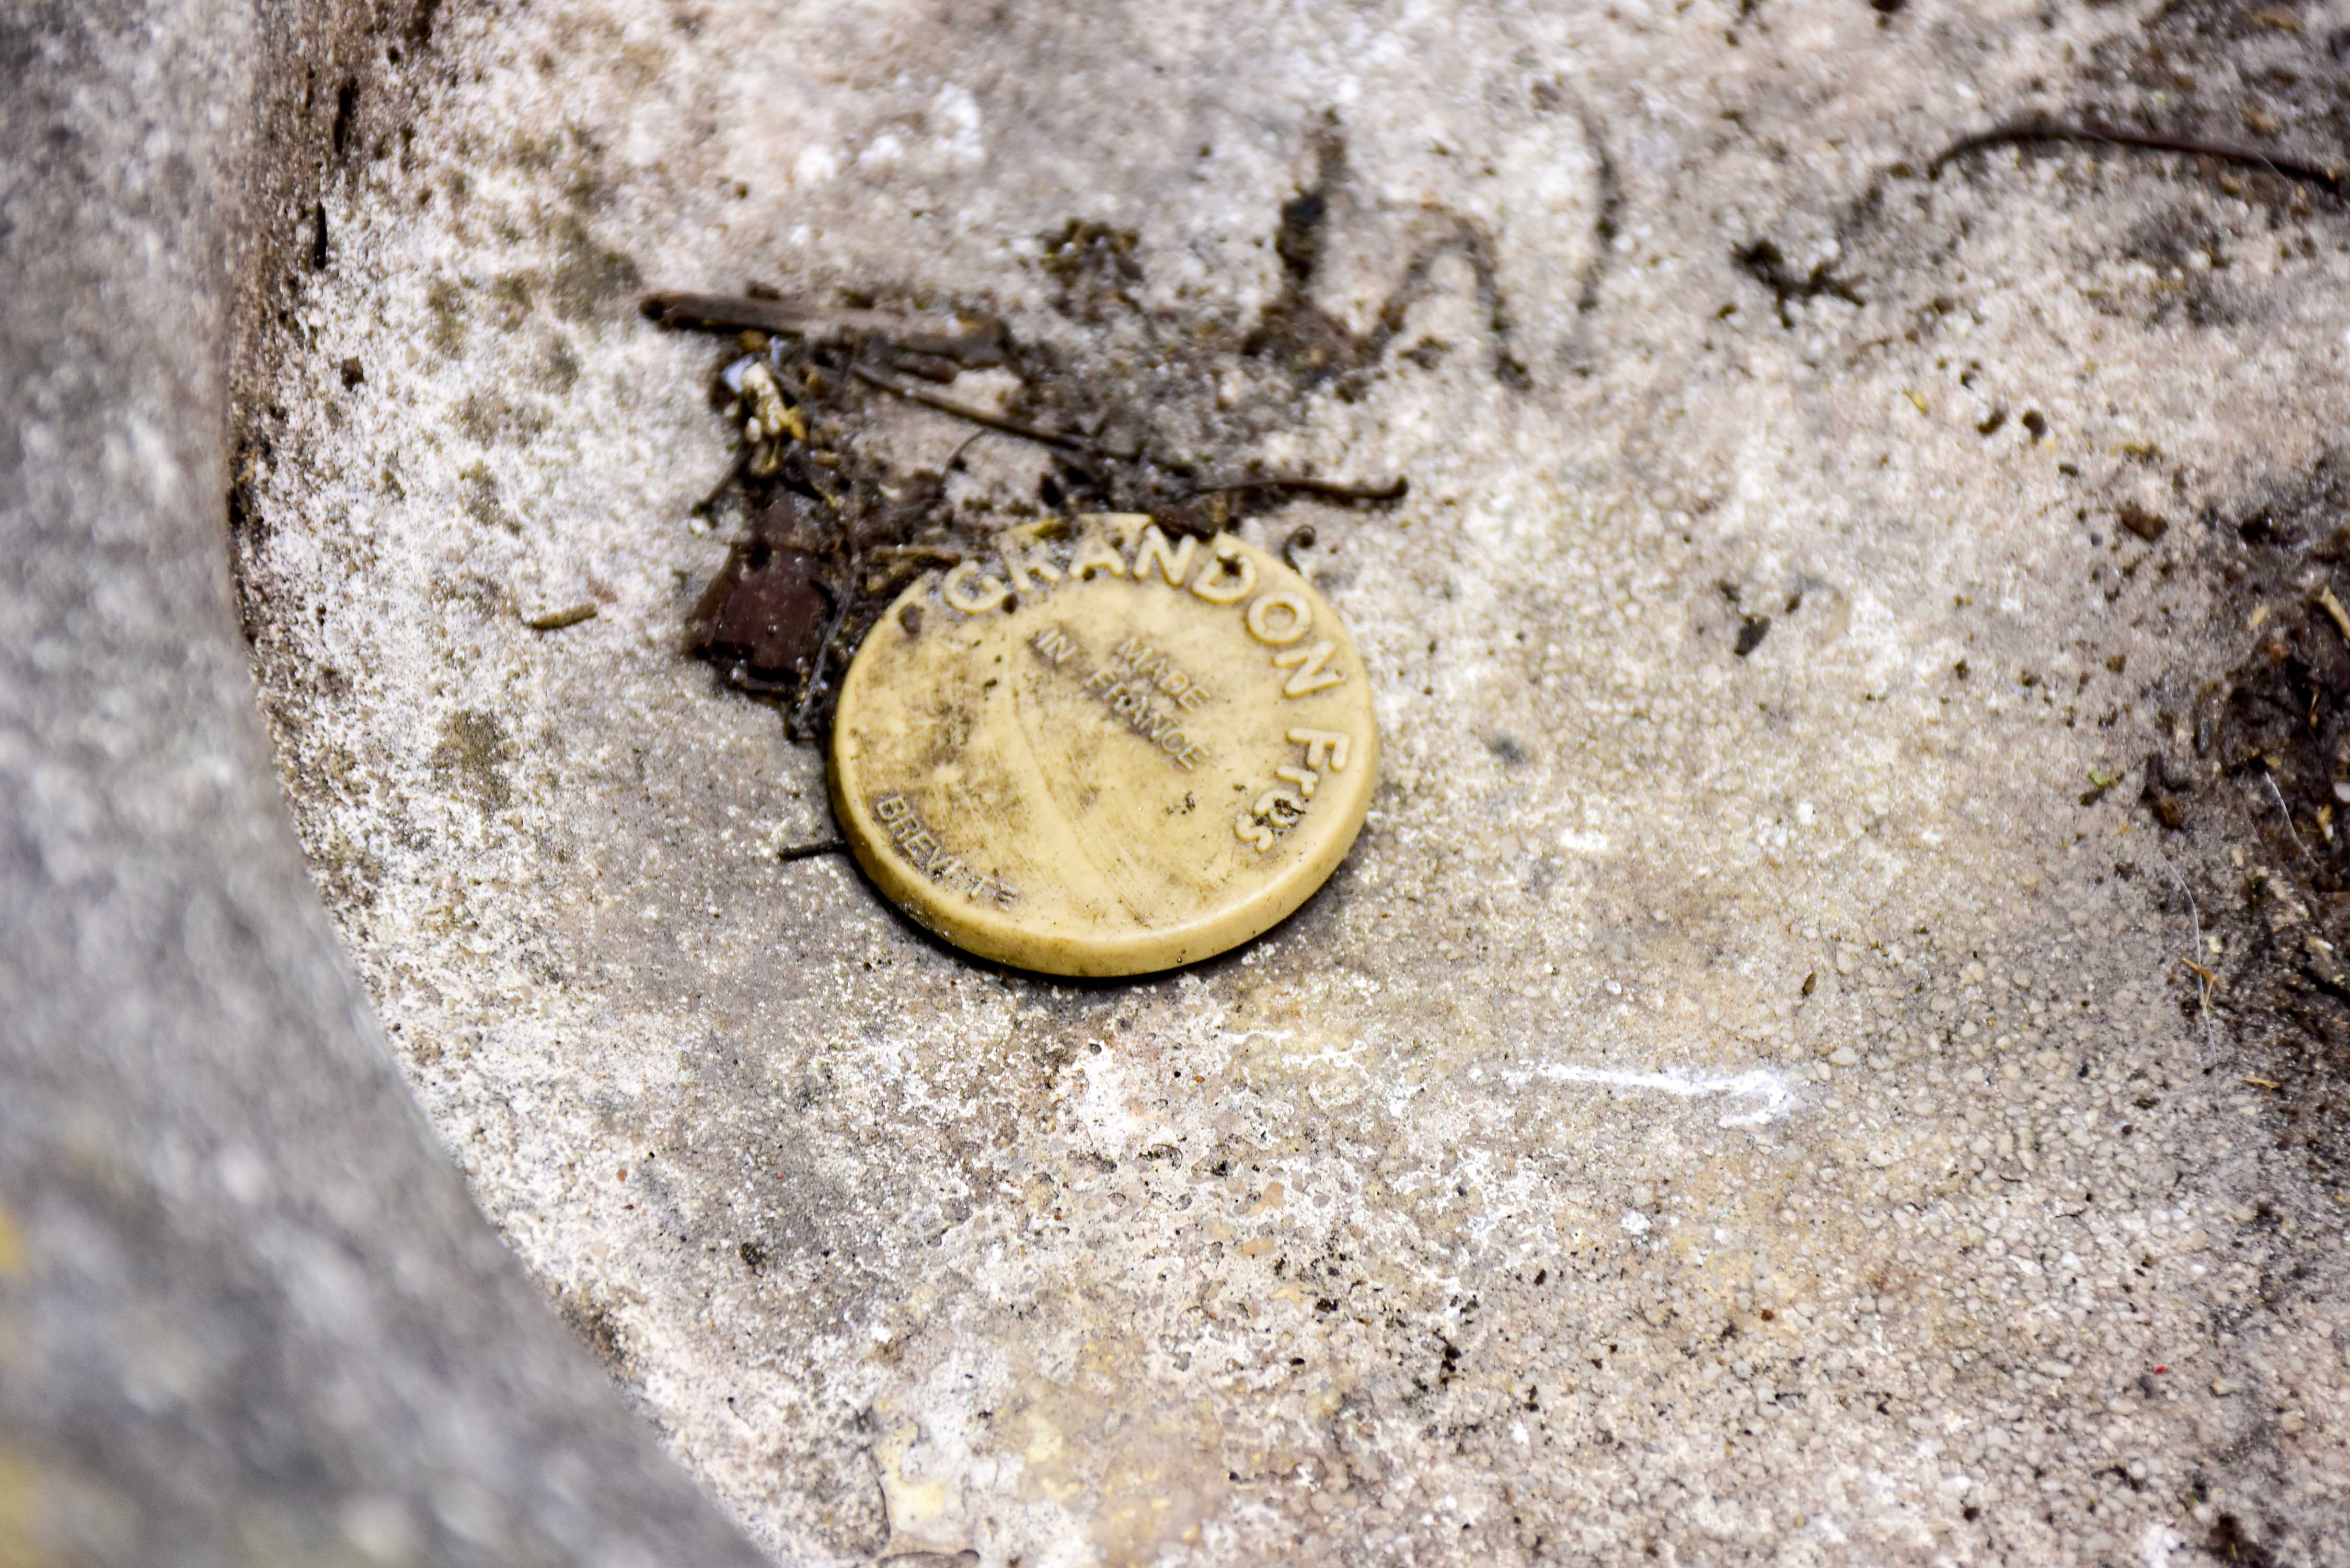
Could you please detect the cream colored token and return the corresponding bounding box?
[830,514,1378,976]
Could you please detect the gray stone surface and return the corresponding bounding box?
[0,3,770,1564]
[15,1,2350,1566]
[229,3,2350,1566]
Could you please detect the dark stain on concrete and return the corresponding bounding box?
[430,708,513,811]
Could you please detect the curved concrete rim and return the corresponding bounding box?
[0,4,773,1562]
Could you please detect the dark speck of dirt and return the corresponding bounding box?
[1276,187,1328,284]
[459,462,508,532]
[1487,735,1529,767]
[1035,218,1143,328]
[1734,614,1771,656]
[2117,502,2169,542]
[539,340,580,394]
[331,78,358,160]
[430,709,513,812]
[427,278,466,353]
[2021,410,2049,441]
[739,1239,769,1272]
[339,357,365,389]
[2140,752,2190,830]
[2206,1512,2281,1568]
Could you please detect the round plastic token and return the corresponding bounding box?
[830,514,1378,976]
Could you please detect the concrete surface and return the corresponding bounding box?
[223,0,2350,1565]
[1,2,774,1564]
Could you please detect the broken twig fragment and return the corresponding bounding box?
[1929,120,2345,199]
[848,363,1096,454]
[641,290,1010,366]
[526,603,600,631]
[1191,474,1409,502]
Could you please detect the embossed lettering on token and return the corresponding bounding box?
[830,514,1379,976]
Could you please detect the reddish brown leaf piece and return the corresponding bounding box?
[687,492,833,693]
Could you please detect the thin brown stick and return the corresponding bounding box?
[1190,474,1409,502]
[877,349,967,384]
[848,363,1096,453]
[779,838,848,862]
[1930,120,2345,196]
[641,291,1008,364]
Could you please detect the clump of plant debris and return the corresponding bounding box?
[644,283,1403,739]
[2184,455,2350,868]
[2140,451,2350,1188]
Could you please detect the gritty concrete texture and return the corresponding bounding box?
[232,1,2350,1564]
[1,3,771,1564]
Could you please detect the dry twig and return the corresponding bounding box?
[1190,474,1409,502]
[848,363,1096,454]
[1930,120,2345,198]
[641,291,1008,365]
